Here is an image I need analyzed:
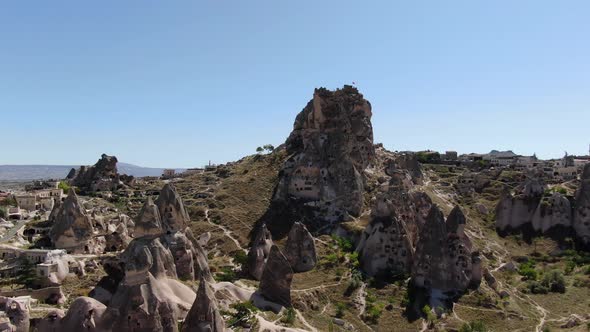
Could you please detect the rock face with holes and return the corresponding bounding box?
[495,177,547,232]
[67,154,125,193]
[574,164,590,246]
[135,197,164,237]
[0,297,30,332]
[248,223,273,280]
[259,245,293,307]
[49,189,104,254]
[270,86,375,234]
[181,276,225,332]
[412,206,481,295]
[284,222,317,272]
[156,184,190,232]
[357,192,414,278]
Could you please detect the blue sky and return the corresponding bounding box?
[1,1,589,167]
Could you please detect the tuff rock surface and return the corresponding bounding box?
[181,276,225,332]
[135,197,164,237]
[574,164,590,246]
[0,296,30,332]
[68,154,126,193]
[284,222,317,272]
[156,184,190,232]
[247,223,273,280]
[269,86,374,235]
[412,206,481,294]
[49,189,104,254]
[357,192,414,278]
[259,245,293,307]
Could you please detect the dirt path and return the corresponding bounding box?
[204,208,247,253]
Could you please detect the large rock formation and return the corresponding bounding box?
[269,86,375,235]
[181,276,225,332]
[49,189,104,254]
[156,184,190,232]
[135,197,164,237]
[259,245,293,307]
[357,193,415,278]
[68,154,126,193]
[574,164,590,246]
[412,206,481,296]
[247,223,273,280]
[284,222,317,272]
[495,177,547,232]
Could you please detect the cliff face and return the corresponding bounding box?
[268,86,374,236]
[574,164,590,246]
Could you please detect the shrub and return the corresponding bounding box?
[233,251,248,268]
[58,181,71,193]
[518,260,538,280]
[227,301,258,328]
[216,267,237,282]
[332,235,354,252]
[282,307,296,325]
[364,302,384,324]
[422,305,436,323]
[542,270,566,293]
[565,260,576,275]
[335,302,346,318]
[525,280,549,294]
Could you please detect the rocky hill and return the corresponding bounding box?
[2,86,589,332]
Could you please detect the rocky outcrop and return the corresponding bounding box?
[181,277,225,332]
[495,177,547,232]
[105,222,131,252]
[135,197,164,237]
[531,192,572,233]
[49,189,104,254]
[0,297,30,332]
[247,223,273,280]
[357,193,414,278]
[68,154,127,193]
[48,297,110,331]
[574,164,590,246]
[284,222,317,272]
[385,153,422,184]
[269,86,374,235]
[156,184,190,232]
[259,245,293,307]
[412,206,481,295]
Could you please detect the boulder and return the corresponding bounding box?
[495,177,546,232]
[259,245,293,307]
[284,222,317,272]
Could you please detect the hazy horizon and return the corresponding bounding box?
[1,1,589,168]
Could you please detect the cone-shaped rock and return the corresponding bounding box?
[247,223,273,280]
[259,245,293,307]
[49,189,100,254]
[357,194,414,278]
[135,197,164,237]
[284,222,317,272]
[156,184,190,232]
[181,276,225,332]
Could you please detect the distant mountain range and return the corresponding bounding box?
[0,163,186,181]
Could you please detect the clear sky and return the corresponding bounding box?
[1,1,589,167]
